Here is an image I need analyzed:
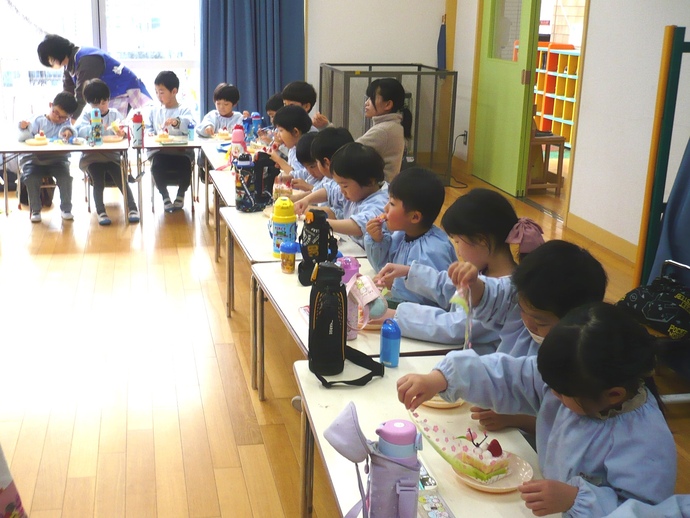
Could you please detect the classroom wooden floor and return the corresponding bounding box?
[0,168,688,517]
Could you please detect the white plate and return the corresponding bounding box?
[452,452,533,493]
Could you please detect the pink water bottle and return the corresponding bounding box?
[375,419,422,462]
[231,124,247,151]
[338,256,360,283]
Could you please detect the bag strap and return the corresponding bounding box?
[396,478,419,518]
[314,346,385,388]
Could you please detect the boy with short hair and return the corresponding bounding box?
[281,81,317,113]
[297,126,354,217]
[147,71,197,212]
[196,82,242,137]
[18,91,78,223]
[281,81,330,130]
[268,105,313,179]
[365,167,457,305]
[75,79,139,225]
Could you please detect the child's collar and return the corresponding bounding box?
[594,384,647,420]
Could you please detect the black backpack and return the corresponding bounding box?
[298,209,338,286]
[308,261,384,387]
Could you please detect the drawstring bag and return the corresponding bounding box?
[308,262,384,387]
[324,402,420,518]
[298,209,338,286]
[345,274,389,339]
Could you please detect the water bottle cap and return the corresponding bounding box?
[132,112,143,123]
[273,196,295,218]
[280,240,300,254]
[188,122,195,128]
[381,318,400,339]
[251,112,262,118]
[376,419,417,445]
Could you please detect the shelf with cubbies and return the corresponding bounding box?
[534,44,580,148]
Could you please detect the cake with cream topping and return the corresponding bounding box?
[455,428,510,484]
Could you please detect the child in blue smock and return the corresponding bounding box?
[18,91,78,223]
[364,167,456,306]
[374,188,542,349]
[75,79,139,225]
[295,142,388,248]
[269,105,313,184]
[147,71,197,212]
[302,127,355,219]
[398,302,677,518]
[444,240,608,434]
[196,83,243,138]
[289,132,332,204]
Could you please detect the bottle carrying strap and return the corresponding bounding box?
[314,346,384,388]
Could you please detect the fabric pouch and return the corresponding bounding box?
[324,402,420,518]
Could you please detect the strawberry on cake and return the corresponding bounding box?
[455,428,510,484]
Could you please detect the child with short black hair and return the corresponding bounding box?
[291,132,324,190]
[147,70,197,212]
[75,79,139,225]
[18,91,78,223]
[281,81,317,113]
[377,188,543,350]
[295,142,388,248]
[398,302,676,517]
[365,167,456,305]
[269,105,313,180]
[196,82,242,137]
[265,92,284,124]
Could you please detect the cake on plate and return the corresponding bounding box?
[155,130,171,143]
[455,428,510,484]
[217,127,231,140]
[34,131,48,144]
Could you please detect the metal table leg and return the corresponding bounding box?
[226,226,234,317]
[299,405,315,517]
[250,274,257,390]
[257,279,265,401]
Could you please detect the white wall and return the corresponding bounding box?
[306,0,690,250]
[305,0,446,113]
[452,0,479,161]
[571,1,690,245]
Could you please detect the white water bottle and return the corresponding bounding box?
[132,112,144,147]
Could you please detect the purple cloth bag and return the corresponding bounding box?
[324,402,420,518]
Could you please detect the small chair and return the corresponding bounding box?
[81,150,138,214]
[527,108,566,196]
[16,168,58,210]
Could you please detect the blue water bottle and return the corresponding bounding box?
[380,319,401,367]
[188,122,195,141]
[251,111,262,139]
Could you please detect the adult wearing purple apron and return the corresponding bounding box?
[37,34,153,118]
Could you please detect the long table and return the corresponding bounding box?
[251,260,463,399]
[133,138,202,220]
[294,358,552,518]
[199,139,233,230]
[1,139,130,222]
[220,206,368,318]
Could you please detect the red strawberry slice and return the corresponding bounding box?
[487,439,503,457]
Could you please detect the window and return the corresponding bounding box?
[0,0,200,124]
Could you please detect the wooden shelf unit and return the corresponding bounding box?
[534,44,580,148]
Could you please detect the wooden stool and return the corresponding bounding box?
[527,133,566,196]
